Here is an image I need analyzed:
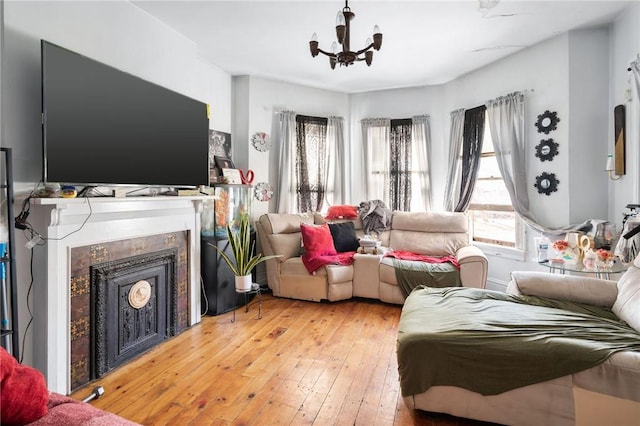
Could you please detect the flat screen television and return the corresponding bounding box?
[41,40,210,188]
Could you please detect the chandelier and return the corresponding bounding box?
[309,0,382,69]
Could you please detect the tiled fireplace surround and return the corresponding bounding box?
[30,197,206,394]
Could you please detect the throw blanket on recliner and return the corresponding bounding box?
[397,287,640,397]
[301,252,356,274]
[386,251,461,297]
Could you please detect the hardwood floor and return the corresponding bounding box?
[70,294,496,425]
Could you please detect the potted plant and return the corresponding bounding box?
[212,214,280,292]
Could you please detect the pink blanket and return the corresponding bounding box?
[384,250,460,269]
[302,251,356,274]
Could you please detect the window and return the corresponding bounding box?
[295,115,328,213]
[467,122,523,248]
[363,117,430,212]
[389,119,412,211]
[367,122,389,206]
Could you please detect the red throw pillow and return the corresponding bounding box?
[1,347,49,425]
[300,223,337,256]
[325,205,358,220]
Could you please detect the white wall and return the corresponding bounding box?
[609,2,640,220]
[442,34,575,228]
[567,28,610,224]
[3,0,637,364]
[349,86,445,206]
[4,1,232,188]
[233,76,350,220]
[349,29,612,229]
[344,26,622,290]
[3,0,232,366]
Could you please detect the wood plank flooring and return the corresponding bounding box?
[70,294,496,425]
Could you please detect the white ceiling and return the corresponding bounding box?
[132,1,636,93]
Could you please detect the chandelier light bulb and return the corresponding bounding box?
[310,0,382,69]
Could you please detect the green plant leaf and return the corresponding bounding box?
[211,215,281,276]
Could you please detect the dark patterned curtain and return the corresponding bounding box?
[390,119,412,211]
[296,115,328,213]
[454,106,486,212]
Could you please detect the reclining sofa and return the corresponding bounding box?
[255,211,488,304]
[400,254,640,426]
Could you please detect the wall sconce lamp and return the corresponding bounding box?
[606,154,622,180]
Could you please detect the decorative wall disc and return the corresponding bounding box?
[128,280,151,309]
[251,132,271,152]
[534,172,559,196]
[254,182,273,202]
[535,138,559,162]
[535,110,560,134]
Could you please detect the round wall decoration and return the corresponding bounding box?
[251,132,271,152]
[535,110,560,134]
[534,172,560,196]
[535,139,559,162]
[254,182,273,202]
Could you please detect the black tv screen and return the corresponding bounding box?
[41,40,210,188]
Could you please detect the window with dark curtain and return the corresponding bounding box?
[390,119,412,211]
[454,106,486,212]
[295,115,328,213]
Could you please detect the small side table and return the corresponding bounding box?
[539,260,628,280]
[232,283,262,322]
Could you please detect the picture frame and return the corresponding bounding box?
[222,168,242,184]
[209,130,232,183]
[214,156,235,170]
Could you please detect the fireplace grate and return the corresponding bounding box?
[90,249,178,379]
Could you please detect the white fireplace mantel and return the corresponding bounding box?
[29,196,209,394]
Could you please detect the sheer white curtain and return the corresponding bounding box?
[325,116,346,206]
[361,118,391,204]
[276,111,297,213]
[486,92,591,235]
[411,115,432,211]
[485,92,535,223]
[443,109,465,211]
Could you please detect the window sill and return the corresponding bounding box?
[473,242,526,262]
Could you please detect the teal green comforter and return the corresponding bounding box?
[397,287,640,396]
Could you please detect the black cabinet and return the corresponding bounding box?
[199,184,254,316]
[200,233,256,316]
